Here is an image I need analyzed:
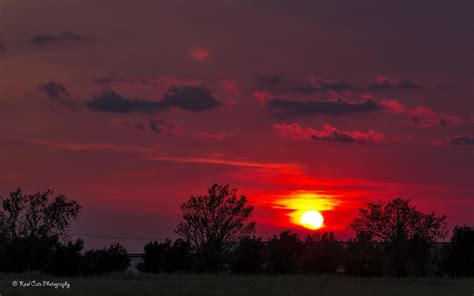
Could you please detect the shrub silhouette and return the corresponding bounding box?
[230,236,265,274]
[176,184,255,272]
[164,238,192,272]
[266,230,302,274]
[46,239,84,276]
[443,226,474,277]
[81,243,130,276]
[137,240,172,273]
[301,232,343,274]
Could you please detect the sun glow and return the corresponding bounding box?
[300,210,324,230]
[273,191,341,230]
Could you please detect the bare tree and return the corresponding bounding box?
[349,198,447,276]
[0,188,81,241]
[176,184,255,271]
[350,198,447,242]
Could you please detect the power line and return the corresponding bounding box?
[70,232,166,241]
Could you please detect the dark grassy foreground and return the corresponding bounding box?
[0,273,473,296]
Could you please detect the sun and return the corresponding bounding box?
[300,210,324,230]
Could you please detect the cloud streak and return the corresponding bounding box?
[2,137,298,170]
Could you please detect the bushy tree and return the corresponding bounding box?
[137,240,172,273]
[266,230,302,274]
[350,198,447,276]
[164,238,192,272]
[137,239,193,273]
[230,236,265,274]
[0,188,81,272]
[344,232,386,277]
[301,232,343,274]
[81,243,130,276]
[176,184,255,272]
[443,226,474,277]
[46,239,84,276]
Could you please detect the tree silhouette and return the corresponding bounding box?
[350,198,447,276]
[176,184,255,272]
[350,198,447,242]
[0,188,81,272]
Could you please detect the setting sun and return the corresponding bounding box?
[300,210,324,230]
[272,191,339,230]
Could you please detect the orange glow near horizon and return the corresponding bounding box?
[273,191,342,230]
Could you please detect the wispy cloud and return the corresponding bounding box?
[147,156,297,170]
[2,137,297,171]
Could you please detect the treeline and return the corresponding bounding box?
[1,186,473,277]
[137,228,473,277]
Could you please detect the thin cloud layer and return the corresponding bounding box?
[273,123,385,143]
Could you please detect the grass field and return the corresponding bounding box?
[0,273,472,296]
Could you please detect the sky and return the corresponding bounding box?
[0,0,473,252]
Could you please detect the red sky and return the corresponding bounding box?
[0,0,473,252]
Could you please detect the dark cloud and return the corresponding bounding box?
[39,81,70,98]
[123,119,181,136]
[449,137,474,146]
[86,86,221,113]
[371,76,420,90]
[31,32,86,46]
[163,86,221,111]
[38,81,78,110]
[86,92,164,113]
[265,97,381,116]
[148,119,181,136]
